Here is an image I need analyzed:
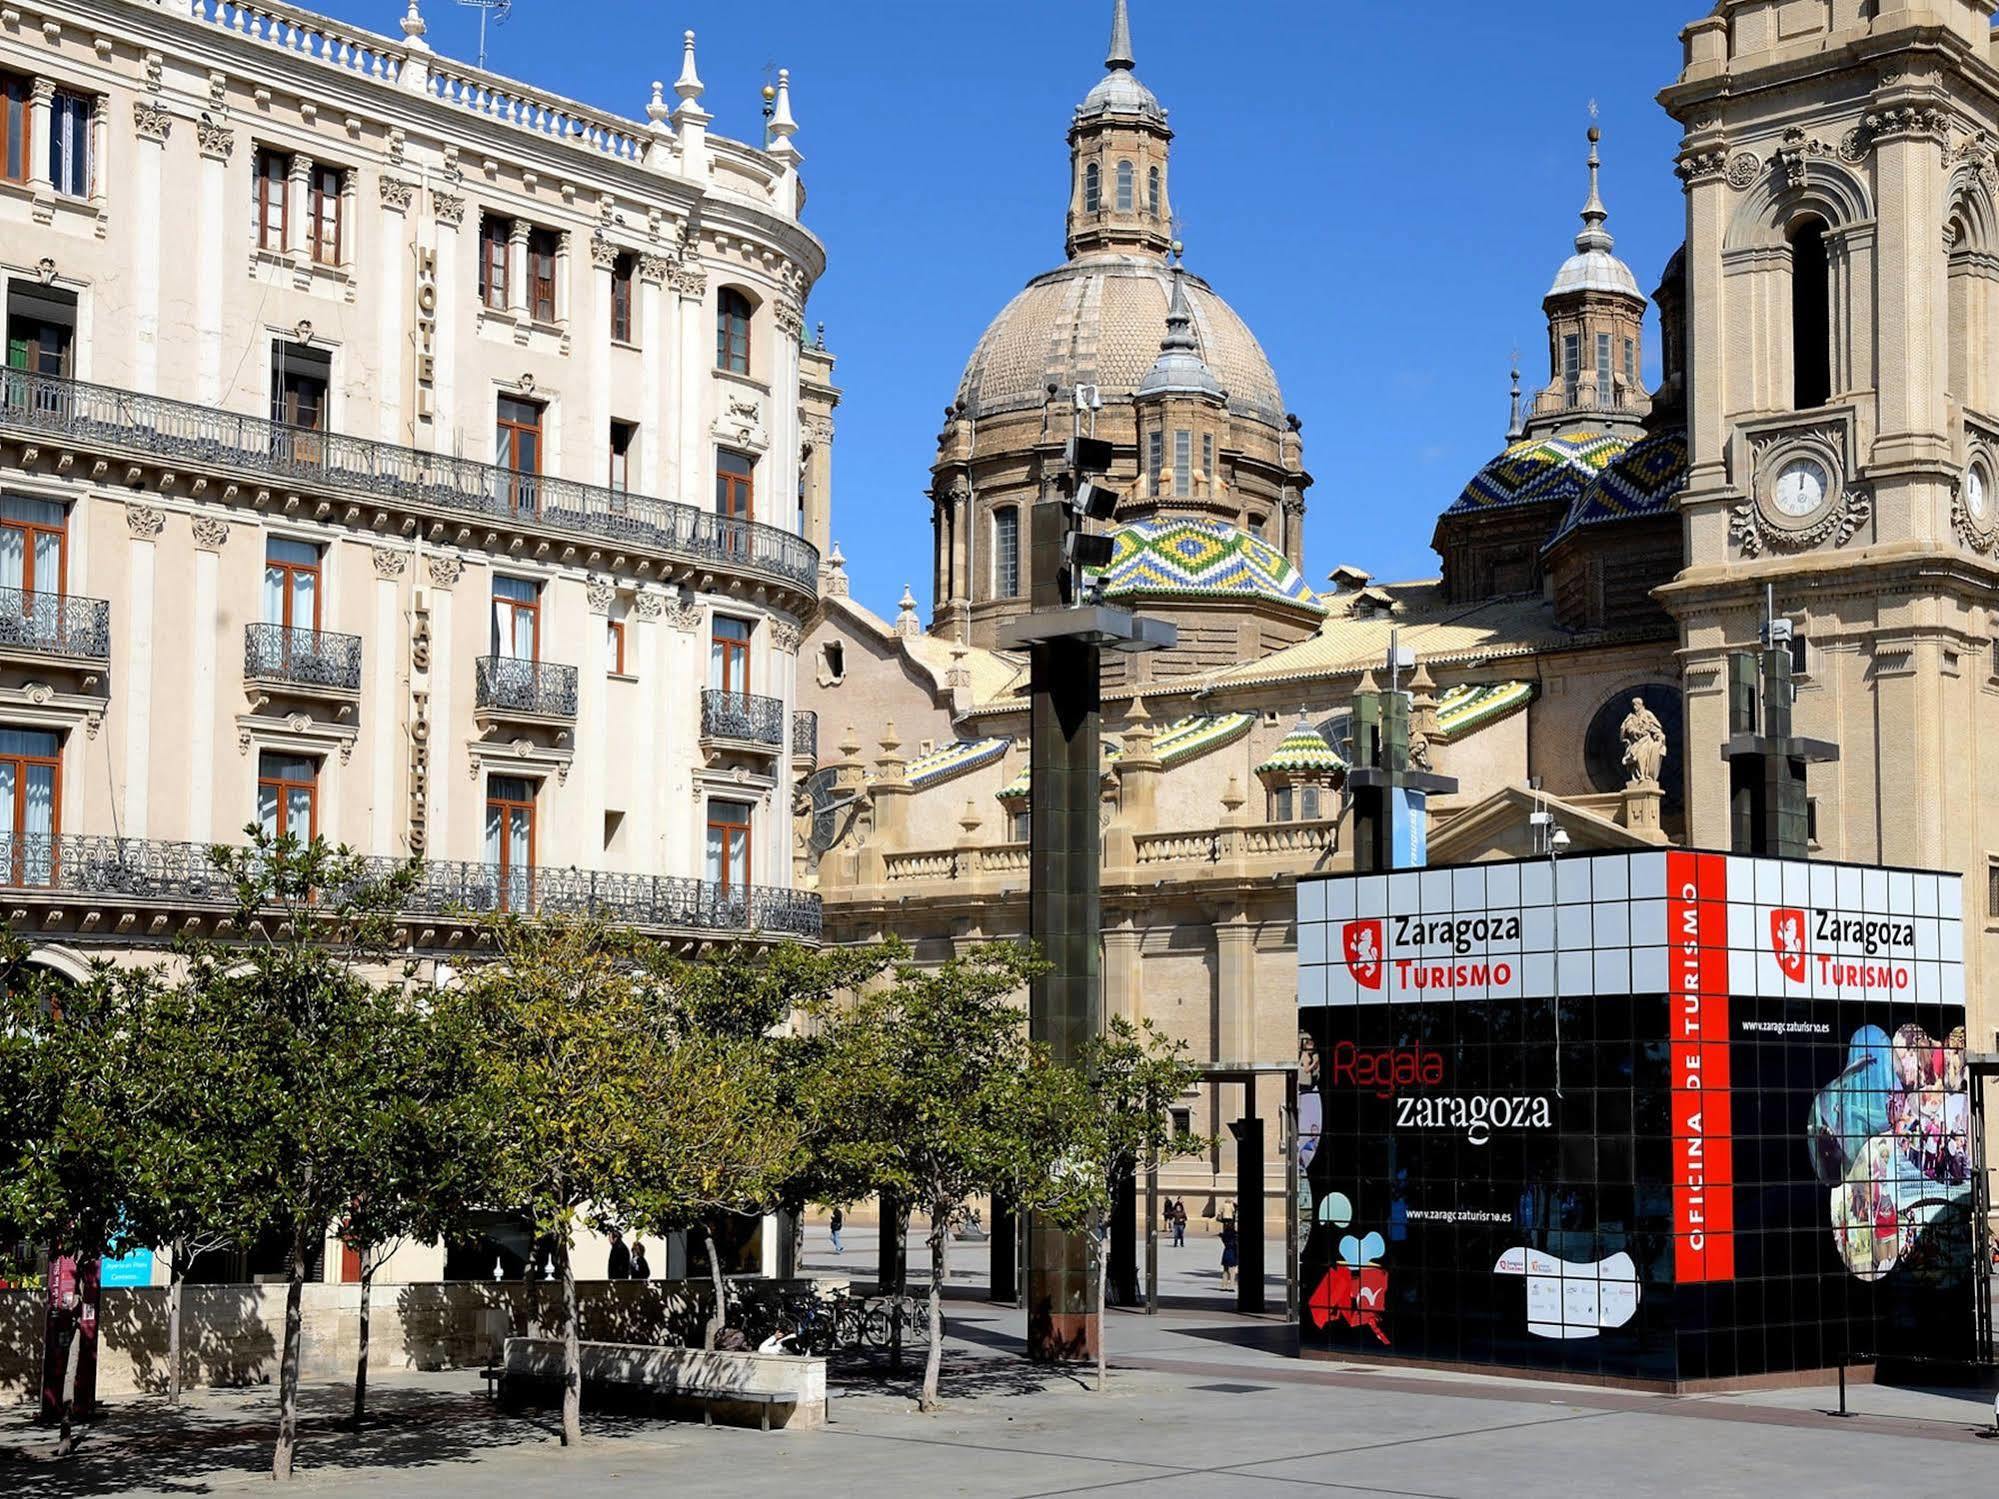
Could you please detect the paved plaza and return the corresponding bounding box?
[4,1290,1996,1499]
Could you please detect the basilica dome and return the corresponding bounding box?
[954,256,1287,427]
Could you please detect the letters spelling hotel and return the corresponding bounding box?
[1296,853,1973,1384]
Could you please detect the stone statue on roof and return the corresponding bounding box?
[1620,696,1667,788]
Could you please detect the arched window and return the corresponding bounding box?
[1116,160,1134,213]
[1147,165,1160,218]
[715,287,753,376]
[993,507,1020,598]
[1788,217,1831,409]
[1083,162,1100,214]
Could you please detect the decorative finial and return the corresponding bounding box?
[674,30,709,115]
[895,584,920,637]
[1169,237,1184,264]
[767,66,800,166]
[1507,355,1524,441]
[400,0,428,46]
[1576,109,1613,254]
[1106,0,1135,72]
[814,320,826,349]
[646,80,669,127]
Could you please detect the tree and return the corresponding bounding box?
[193,830,420,1482]
[330,981,488,1427]
[0,943,163,1454]
[1033,1016,1207,1392]
[459,914,798,1446]
[805,942,1061,1411]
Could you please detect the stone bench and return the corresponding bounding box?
[498,1336,827,1430]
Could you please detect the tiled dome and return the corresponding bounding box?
[1443,431,1631,518]
[1257,718,1346,777]
[955,256,1286,426]
[1545,428,1689,547]
[1097,517,1325,615]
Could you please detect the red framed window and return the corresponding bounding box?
[606,619,626,676]
[610,252,634,343]
[492,575,539,661]
[705,798,752,897]
[494,396,543,515]
[710,614,751,695]
[264,536,321,633]
[0,727,60,888]
[716,449,754,522]
[715,287,752,375]
[479,215,511,310]
[528,228,559,322]
[257,751,318,842]
[485,774,536,912]
[0,496,67,599]
[308,162,342,266]
[254,148,289,252]
[1,73,31,186]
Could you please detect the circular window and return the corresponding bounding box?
[1583,684,1685,815]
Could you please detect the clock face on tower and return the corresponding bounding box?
[1967,463,1989,522]
[1772,457,1829,518]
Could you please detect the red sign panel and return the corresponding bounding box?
[1770,907,1807,983]
[1342,919,1385,990]
[1669,851,1734,1283]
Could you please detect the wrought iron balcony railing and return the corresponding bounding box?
[244,623,363,693]
[0,834,822,940]
[0,368,820,591]
[0,585,111,662]
[476,656,579,719]
[701,688,786,748]
[792,709,818,762]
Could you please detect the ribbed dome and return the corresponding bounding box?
[1548,247,1642,300]
[955,256,1286,425]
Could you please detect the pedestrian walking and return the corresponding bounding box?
[1171,1199,1187,1249]
[606,1228,631,1281]
[1219,1219,1239,1287]
[630,1241,651,1281]
[830,1207,845,1254]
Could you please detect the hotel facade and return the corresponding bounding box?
[0,0,836,980]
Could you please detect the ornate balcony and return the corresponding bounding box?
[700,689,785,753]
[792,709,818,763]
[0,834,822,943]
[475,656,578,725]
[0,369,820,597]
[244,623,363,701]
[0,586,110,665]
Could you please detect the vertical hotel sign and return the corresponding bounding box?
[1668,851,1733,1281]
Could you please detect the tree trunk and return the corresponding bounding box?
[1095,1235,1107,1394]
[919,1206,947,1413]
[271,1222,308,1482]
[351,1259,373,1427]
[702,1230,727,1352]
[556,1237,581,1448]
[53,1313,80,1457]
[167,1240,185,1407]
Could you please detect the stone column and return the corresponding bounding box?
[1213,899,1255,1072]
[431,194,466,445]
[1102,916,1142,1025]
[423,555,460,856]
[287,154,313,261]
[672,263,708,512]
[554,230,573,326]
[869,724,911,851]
[771,297,804,531]
[659,595,701,878]
[370,549,407,857]
[581,575,613,868]
[195,120,235,406]
[770,619,801,886]
[130,102,172,394]
[507,219,531,319]
[27,80,53,197]
[638,253,670,496]
[631,590,664,870]
[587,236,617,486]
[187,517,228,844]
[120,506,164,838]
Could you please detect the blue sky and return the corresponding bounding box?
[318,1,1694,610]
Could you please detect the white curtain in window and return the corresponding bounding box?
[0,732,56,886]
[492,578,535,659]
[0,524,21,594]
[49,94,90,198]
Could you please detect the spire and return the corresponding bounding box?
[673,30,710,120]
[1106,0,1135,72]
[1575,121,1613,255]
[1506,357,1524,441]
[1138,256,1223,399]
[767,67,800,168]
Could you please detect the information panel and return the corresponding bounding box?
[1295,851,1973,1383]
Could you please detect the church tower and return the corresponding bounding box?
[1067,0,1175,261]
[1659,1,1999,982]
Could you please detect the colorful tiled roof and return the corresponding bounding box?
[1257,718,1345,777]
[1443,432,1631,518]
[1431,681,1535,742]
[906,736,1011,790]
[995,712,1253,801]
[1544,427,1688,547]
[1097,518,1324,615]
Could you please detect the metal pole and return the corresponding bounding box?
[1144,1158,1159,1316]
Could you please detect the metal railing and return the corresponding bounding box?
[244,623,363,692]
[0,368,820,590]
[0,586,110,661]
[792,709,818,761]
[701,688,786,748]
[476,656,579,719]
[0,834,822,939]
